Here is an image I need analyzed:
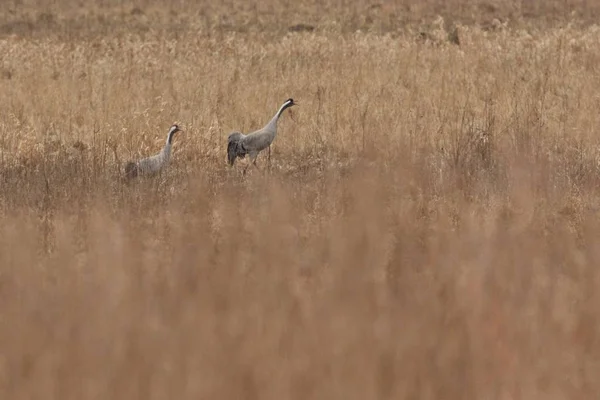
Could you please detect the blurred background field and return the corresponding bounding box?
[1,1,600,399]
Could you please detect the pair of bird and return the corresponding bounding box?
[124,98,297,179]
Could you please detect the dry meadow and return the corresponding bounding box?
[2,0,600,399]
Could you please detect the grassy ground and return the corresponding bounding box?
[2,1,600,399]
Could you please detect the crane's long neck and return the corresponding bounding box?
[167,129,177,145]
[265,102,293,132]
[161,142,172,161]
[162,129,177,159]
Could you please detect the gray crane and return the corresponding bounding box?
[227,98,296,173]
[125,124,183,179]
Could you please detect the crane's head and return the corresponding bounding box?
[282,98,297,121]
[167,124,183,144]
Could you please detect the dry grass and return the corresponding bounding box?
[2,1,600,399]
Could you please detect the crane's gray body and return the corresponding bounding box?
[227,98,296,169]
[136,144,173,175]
[125,124,181,179]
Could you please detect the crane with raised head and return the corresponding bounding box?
[227,98,297,173]
[125,124,183,179]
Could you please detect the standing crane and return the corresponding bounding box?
[227,98,296,173]
[125,124,182,179]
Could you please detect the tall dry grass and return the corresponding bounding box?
[1,1,600,398]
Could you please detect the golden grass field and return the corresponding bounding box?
[2,0,600,398]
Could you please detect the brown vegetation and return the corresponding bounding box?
[1,1,600,398]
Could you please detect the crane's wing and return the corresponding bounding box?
[240,131,272,153]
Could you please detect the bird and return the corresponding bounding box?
[124,124,183,179]
[227,98,297,173]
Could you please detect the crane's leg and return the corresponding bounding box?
[243,154,259,175]
[268,145,273,171]
[241,155,252,176]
